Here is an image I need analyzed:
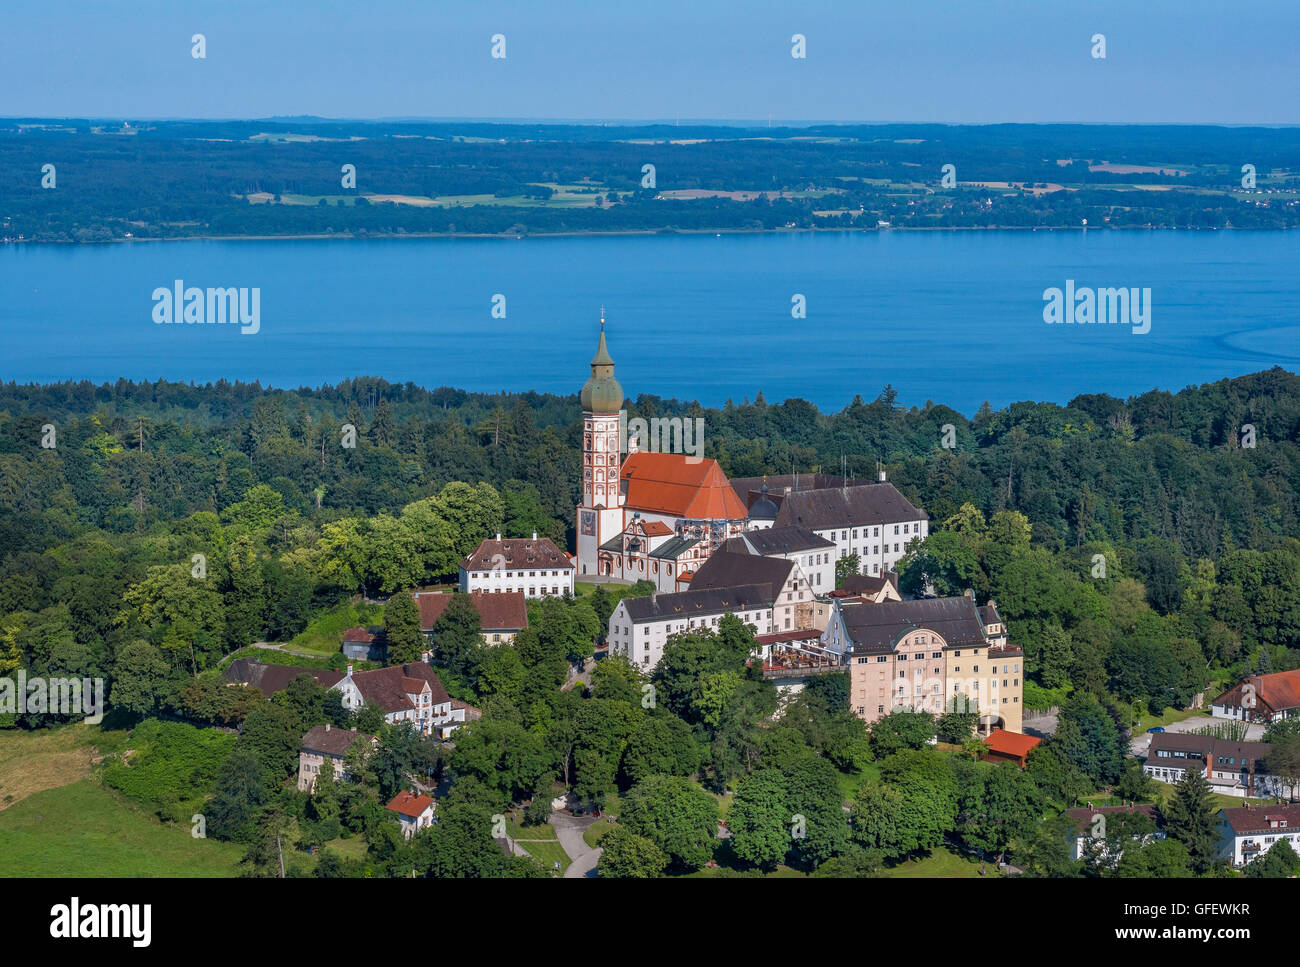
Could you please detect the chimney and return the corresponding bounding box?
[532,530,538,540]
[350,727,356,733]
[651,590,659,605]
[346,664,353,677]
[496,532,502,542]
[325,723,331,732]
[878,469,887,482]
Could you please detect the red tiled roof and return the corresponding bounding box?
[621,452,748,520]
[1222,803,1300,836]
[983,729,1042,758]
[1214,670,1300,715]
[413,591,528,632]
[1063,803,1158,835]
[300,724,376,757]
[343,627,376,643]
[386,790,436,818]
[349,661,449,713]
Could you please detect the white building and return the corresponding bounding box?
[608,584,775,670]
[331,662,476,738]
[767,476,930,577]
[690,550,817,635]
[1219,804,1300,867]
[386,791,437,840]
[459,534,574,598]
[721,525,836,594]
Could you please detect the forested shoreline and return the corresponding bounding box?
[2,366,1299,877]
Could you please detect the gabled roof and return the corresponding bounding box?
[1221,803,1300,836]
[386,790,436,818]
[347,661,450,713]
[983,728,1042,759]
[688,550,796,601]
[461,536,574,571]
[621,451,748,520]
[1213,670,1300,714]
[1147,732,1270,764]
[722,526,835,557]
[223,658,343,698]
[413,591,528,632]
[300,724,375,758]
[621,584,773,624]
[841,596,987,654]
[1063,803,1158,835]
[343,626,379,643]
[772,482,927,531]
[648,536,699,560]
[839,570,900,596]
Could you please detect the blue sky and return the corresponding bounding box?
[3,0,1297,124]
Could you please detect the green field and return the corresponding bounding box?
[0,779,242,877]
[284,599,383,655]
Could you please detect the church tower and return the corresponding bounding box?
[576,312,626,577]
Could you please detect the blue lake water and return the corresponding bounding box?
[2,230,1298,415]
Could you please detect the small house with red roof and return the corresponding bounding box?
[386,790,437,839]
[981,728,1042,768]
[1212,669,1300,725]
[1219,802,1300,866]
[412,590,528,645]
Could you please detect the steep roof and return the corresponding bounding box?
[621,584,774,624]
[773,482,927,531]
[839,570,900,597]
[223,658,343,698]
[1213,670,1300,714]
[1221,803,1300,836]
[1063,803,1158,835]
[621,451,748,520]
[722,526,834,557]
[348,661,450,713]
[689,550,795,601]
[729,473,847,503]
[386,790,436,818]
[461,536,573,572]
[300,724,375,757]
[413,591,528,632]
[841,596,987,654]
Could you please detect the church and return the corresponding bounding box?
[575,318,749,592]
[573,317,931,594]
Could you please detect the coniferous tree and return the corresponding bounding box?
[384,591,424,665]
[1165,768,1220,873]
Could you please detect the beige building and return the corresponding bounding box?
[297,724,376,792]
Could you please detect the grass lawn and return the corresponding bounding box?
[285,600,383,655]
[879,846,995,878]
[1149,780,1272,812]
[836,761,880,801]
[0,723,112,810]
[320,833,368,862]
[521,838,570,874]
[0,779,242,877]
[584,816,620,849]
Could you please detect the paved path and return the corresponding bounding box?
[1127,714,1265,757]
[550,811,602,878]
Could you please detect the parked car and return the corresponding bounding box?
[1147,726,1166,733]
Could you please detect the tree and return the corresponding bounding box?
[596,827,668,878]
[728,769,792,870]
[238,702,306,783]
[869,710,935,758]
[835,554,861,587]
[936,710,977,743]
[1115,837,1191,878]
[1246,840,1300,878]
[384,591,424,665]
[619,775,719,871]
[786,757,851,866]
[431,593,483,683]
[208,748,268,841]
[620,714,700,785]
[1164,769,1219,873]
[1051,693,1124,786]
[1265,733,1300,801]
[957,761,1042,872]
[109,641,171,717]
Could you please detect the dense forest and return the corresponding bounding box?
[3,120,1298,241]
[3,366,1299,877]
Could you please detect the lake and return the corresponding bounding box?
[3,230,1298,415]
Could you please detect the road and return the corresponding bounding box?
[1127,715,1265,757]
[550,811,602,878]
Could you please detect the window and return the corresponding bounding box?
[876,656,887,663]
[894,525,899,535]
